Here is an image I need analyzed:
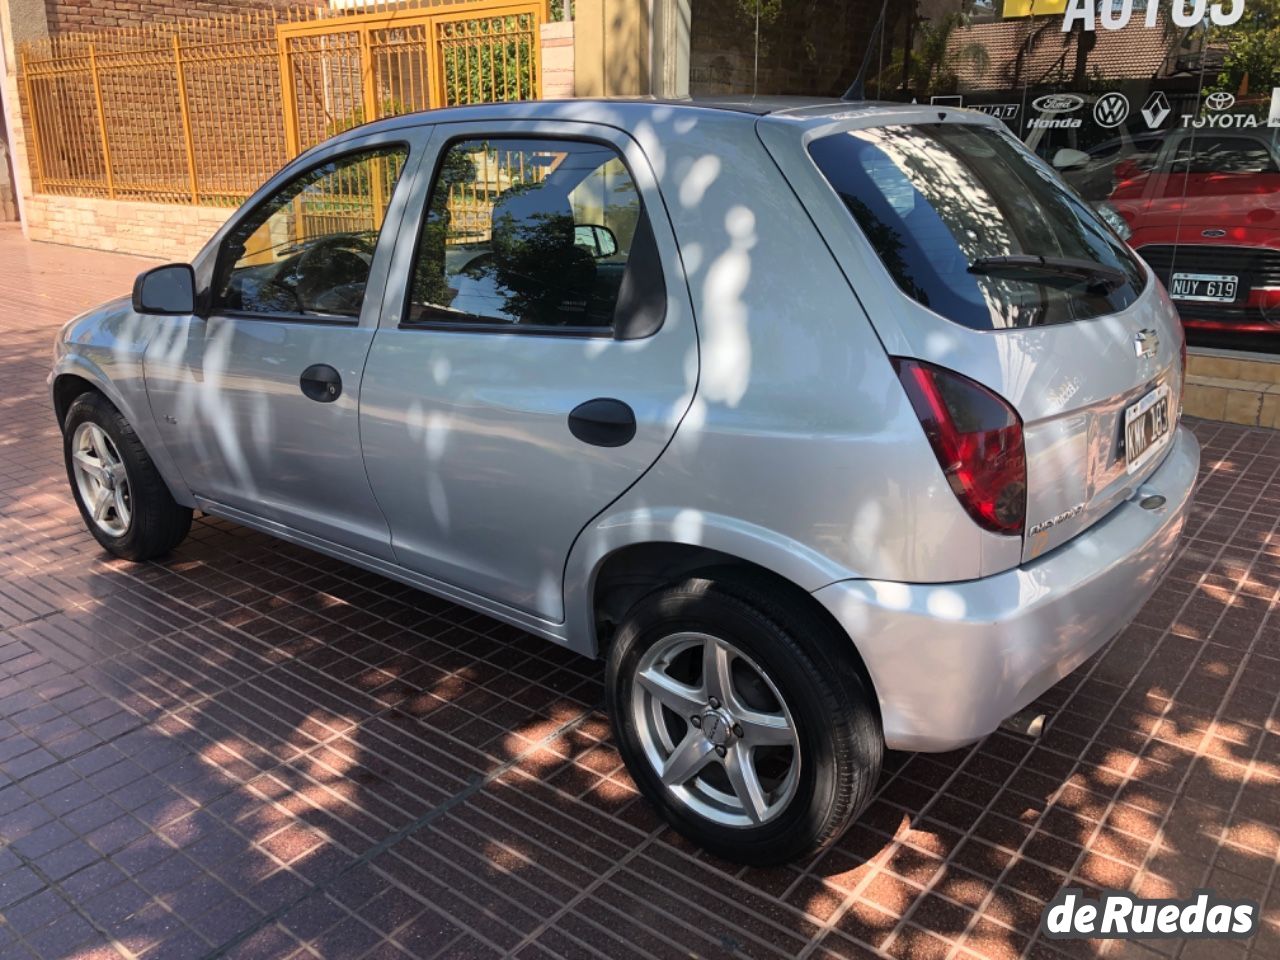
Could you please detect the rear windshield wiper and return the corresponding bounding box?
[968,255,1127,295]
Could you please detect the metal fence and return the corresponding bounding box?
[19,0,551,208]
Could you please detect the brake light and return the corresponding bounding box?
[893,358,1027,536]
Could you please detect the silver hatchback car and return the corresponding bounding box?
[51,97,1199,865]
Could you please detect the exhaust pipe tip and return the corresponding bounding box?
[1000,709,1048,739]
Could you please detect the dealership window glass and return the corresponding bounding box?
[406,138,653,332]
[215,146,408,319]
[809,122,1146,330]
[688,0,1280,350]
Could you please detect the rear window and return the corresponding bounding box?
[1171,135,1278,175]
[809,123,1147,331]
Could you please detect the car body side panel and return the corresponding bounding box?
[561,108,1020,655]
[50,297,196,508]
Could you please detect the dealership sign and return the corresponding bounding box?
[1063,0,1246,30]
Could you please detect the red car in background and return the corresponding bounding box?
[1106,127,1280,349]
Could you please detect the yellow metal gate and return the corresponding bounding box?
[18,0,551,206]
[279,0,547,154]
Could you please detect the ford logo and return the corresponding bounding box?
[1033,94,1085,114]
[1202,228,1227,238]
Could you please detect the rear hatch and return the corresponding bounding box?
[759,107,1184,571]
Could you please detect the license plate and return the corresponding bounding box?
[1125,384,1172,475]
[1170,272,1238,302]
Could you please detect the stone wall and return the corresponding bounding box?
[541,20,574,99]
[24,193,230,259]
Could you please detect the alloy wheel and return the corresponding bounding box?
[630,631,801,827]
[71,421,132,537]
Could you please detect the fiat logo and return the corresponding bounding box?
[1033,94,1085,113]
[1205,92,1236,111]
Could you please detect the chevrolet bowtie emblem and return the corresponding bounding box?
[1134,328,1159,359]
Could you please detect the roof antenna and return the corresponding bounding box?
[843,0,890,101]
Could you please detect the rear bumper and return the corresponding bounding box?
[814,425,1200,752]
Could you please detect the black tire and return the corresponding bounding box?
[62,391,192,561]
[606,576,882,865]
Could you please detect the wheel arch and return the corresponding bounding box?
[52,372,102,428]
[51,358,195,509]
[571,532,877,714]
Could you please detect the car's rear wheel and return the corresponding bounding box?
[63,391,192,561]
[606,577,882,865]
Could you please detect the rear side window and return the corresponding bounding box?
[405,137,663,337]
[809,123,1147,330]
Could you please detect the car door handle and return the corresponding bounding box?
[568,398,636,447]
[300,364,342,403]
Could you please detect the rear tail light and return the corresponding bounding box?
[893,358,1027,536]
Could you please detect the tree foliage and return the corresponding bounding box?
[1211,0,1280,96]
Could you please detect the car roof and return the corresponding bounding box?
[329,95,967,143]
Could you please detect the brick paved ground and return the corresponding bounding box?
[2,223,1280,960]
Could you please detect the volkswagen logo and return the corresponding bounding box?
[1093,92,1130,129]
[1033,94,1085,114]
[1205,91,1236,111]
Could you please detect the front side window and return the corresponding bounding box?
[406,138,651,333]
[809,123,1148,331]
[215,145,408,320]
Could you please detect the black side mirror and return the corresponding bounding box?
[132,264,196,315]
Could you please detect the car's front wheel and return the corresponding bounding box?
[606,577,882,865]
[63,391,192,561]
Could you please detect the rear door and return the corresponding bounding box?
[359,121,696,622]
[761,110,1184,572]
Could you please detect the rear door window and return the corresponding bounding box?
[809,123,1147,331]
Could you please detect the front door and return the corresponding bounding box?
[144,134,419,559]
[360,123,697,621]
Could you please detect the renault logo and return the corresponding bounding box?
[1134,328,1159,359]
[1141,91,1171,129]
